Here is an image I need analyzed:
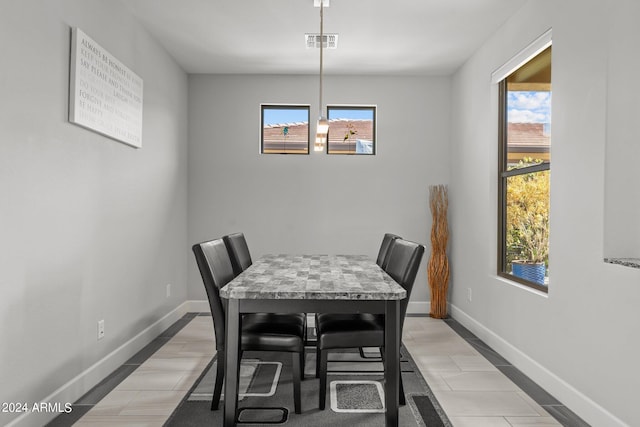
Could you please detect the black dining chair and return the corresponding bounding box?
[376,233,402,268]
[314,233,403,373]
[315,238,425,410]
[223,232,252,277]
[192,238,306,414]
[224,232,313,347]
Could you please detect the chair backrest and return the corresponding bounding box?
[223,232,253,277]
[376,233,402,268]
[384,238,425,332]
[192,238,236,350]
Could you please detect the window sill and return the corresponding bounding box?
[495,274,550,298]
[604,258,640,269]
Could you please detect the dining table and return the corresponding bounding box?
[219,254,407,427]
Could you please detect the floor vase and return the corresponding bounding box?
[428,185,449,319]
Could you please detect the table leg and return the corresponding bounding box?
[224,299,241,427]
[384,300,400,427]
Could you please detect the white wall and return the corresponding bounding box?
[188,74,451,311]
[0,1,189,425]
[450,1,640,425]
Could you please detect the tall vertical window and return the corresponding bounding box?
[498,45,551,291]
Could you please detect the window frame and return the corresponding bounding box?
[326,105,377,155]
[496,39,552,293]
[260,104,310,155]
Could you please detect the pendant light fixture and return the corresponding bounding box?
[314,0,329,152]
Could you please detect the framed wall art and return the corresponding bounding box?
[69,27,143,148]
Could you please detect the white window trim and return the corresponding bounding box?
[491,28,552,84]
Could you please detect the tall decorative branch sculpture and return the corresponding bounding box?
[428,185,450,319]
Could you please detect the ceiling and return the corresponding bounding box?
[120,0,525,76]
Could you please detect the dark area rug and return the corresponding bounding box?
[165,345,451,427]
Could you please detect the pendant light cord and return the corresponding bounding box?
[319,1,324,119]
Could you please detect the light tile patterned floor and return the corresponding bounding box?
[73,315,215,426]
[70,315,563,426]
[403,316,561,426]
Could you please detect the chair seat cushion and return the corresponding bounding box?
[241,313,305,352]
[316,313,384,349]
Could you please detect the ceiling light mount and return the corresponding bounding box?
[305,33,338,49]
[313,0,330,7]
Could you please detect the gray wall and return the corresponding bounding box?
[188,74,452,310]
[0,1,189,425]
[604,0,640,258]
[450,0,640,425]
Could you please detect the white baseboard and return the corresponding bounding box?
[6,302,191,427]
[187,299,211,313]
[449,303,628,427]
[407,300,430,315]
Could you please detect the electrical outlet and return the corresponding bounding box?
[467,288,472,302]
[97,319,105,340]
[166,283,171,298]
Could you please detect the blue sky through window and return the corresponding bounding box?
[507,91,551,124]
[263,108,309,126]
[263,106,374,126]
[328,108,374,120]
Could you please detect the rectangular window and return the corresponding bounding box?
[261,105,310,154]
[326,106,376,155]
[498,45,551,291]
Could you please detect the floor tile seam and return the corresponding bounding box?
[139,357,213,364]
[434,389,541,396]
[78,414,173,420]
[466,340,513,362]
[129,369,210,379]
[136,363,213,369]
